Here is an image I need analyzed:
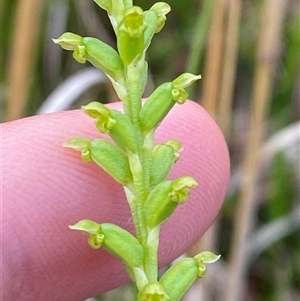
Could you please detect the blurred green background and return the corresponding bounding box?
[2,0,299,300]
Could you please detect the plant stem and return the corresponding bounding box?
[186,0,215,74]
[127,152,148,246]
[123,186,144,242]
[144,227,160,282]
[126,63,143,126]
[224,1,287,300]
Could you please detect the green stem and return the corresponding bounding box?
[132,267,149,291]
[186,0,215,96]
[123,186,144,242]
[145,226,160,282]
[126,63,143,126]
[127,153,148,246]
[121,94,133,122]
[141,130,155,193]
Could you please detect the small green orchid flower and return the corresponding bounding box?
[57,1,220,299]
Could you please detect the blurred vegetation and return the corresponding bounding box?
[2,0,299,300]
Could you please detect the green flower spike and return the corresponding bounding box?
[59,1,219,299]
[144,176,198,228]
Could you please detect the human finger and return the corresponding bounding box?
[2,100,229,301]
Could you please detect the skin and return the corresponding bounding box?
[2,100,230,301]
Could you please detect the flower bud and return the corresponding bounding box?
[118,6,147,65]
[68,219,104,249]
[171,73,202,104]
[194,251,221,277]
[52,32,83,50]
[197,264,207,278]
[82,102,116,133]
[165,139,183,162]
[69,219,101,234]
[150,2,171,33]
[171,88,188,104]
[138,282,169,301]
[172,73,201,89]
[144,176,197,228]
[82,102,141,153]
[159,258,199,301]
[170,176,198,203]
[195,251,221,264]
[63,136,92,162]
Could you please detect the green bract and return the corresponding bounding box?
[57,1,219,300]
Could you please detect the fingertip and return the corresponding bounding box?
[2,101,229,300]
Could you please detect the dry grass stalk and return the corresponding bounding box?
[186,1,241,300]
[219,0,241,137]
[6,0,43,121]
[223,1,288,301]
[200,0,227,113]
